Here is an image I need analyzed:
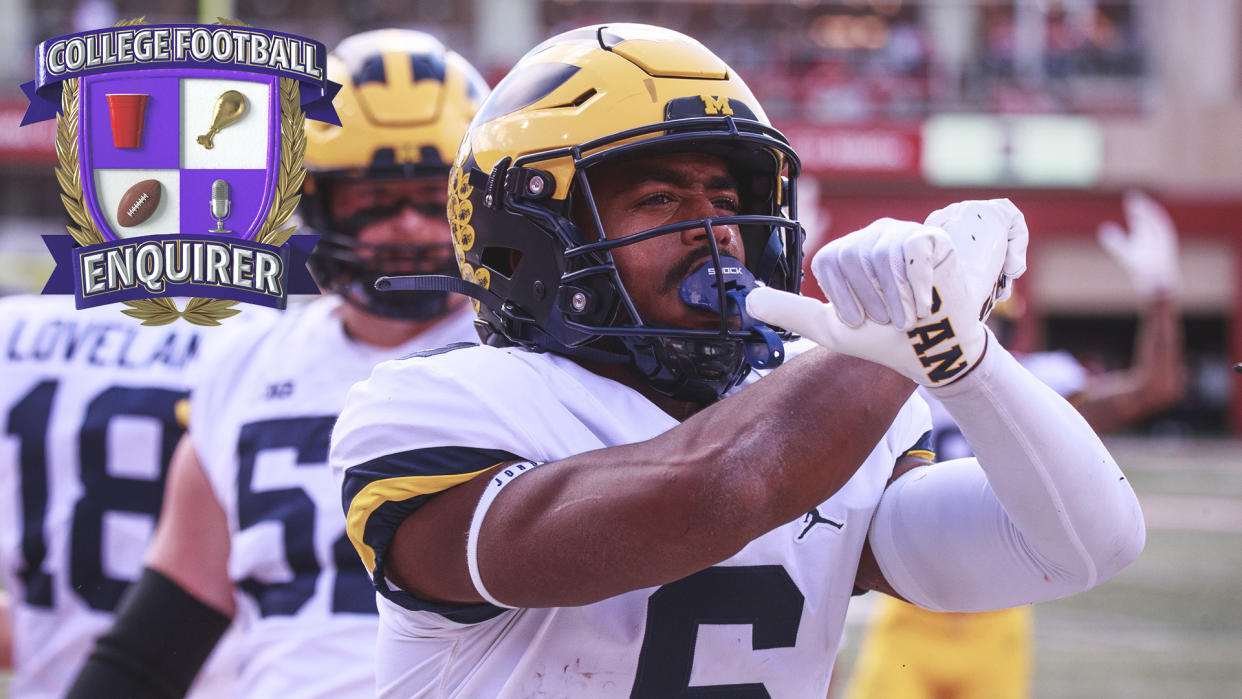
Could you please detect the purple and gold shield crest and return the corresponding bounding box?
[22,19,340,324]
[80,71,279,241]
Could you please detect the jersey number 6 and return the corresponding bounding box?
[631,565,804,697]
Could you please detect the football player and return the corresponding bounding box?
[0,296,242,698]
[843,190,1186,699]
[329,24,1145,698]
[65,29,488,698]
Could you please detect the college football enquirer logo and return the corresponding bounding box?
[21,18,340,324]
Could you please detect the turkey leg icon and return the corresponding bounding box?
[209,179,232,234]
[197,90,246,149]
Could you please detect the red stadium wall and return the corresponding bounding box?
[803,184,1242,435]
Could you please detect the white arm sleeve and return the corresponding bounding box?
[868,333,1145,612]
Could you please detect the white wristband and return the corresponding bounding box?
[466,461,541,608]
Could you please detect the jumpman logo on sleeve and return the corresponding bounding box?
[797,508,844,540]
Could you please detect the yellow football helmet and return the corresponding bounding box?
[443,24,803,402]
[301,29,488,319]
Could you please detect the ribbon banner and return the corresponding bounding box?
[22,24,340,125]
[42,234,319,310]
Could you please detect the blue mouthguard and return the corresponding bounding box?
[678,256,784,370]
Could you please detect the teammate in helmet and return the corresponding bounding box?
[302,28,486,325]
[331,24,1144,697]
[66,30,487,698]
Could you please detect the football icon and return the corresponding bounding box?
[117,179,162,227]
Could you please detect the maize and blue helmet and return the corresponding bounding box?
[390,24,803,402]
[302,29,488,320]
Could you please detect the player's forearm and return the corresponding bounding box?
[1076,296,1185,432]
[1136,294,1182,356]
[872,339,1144,611]
[0,592,11,669]
[65,569,230,699]
[676,346,917,522]
[1131,295,1187,407]
[144,435,236,616]
[480,348,914,606]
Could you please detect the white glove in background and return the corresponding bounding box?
[1097,190,1181,299]
[747,199,1029,387]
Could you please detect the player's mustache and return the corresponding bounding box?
[662,246,718,295]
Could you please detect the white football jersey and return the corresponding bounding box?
[923,349,1087,461]
[190,296,478,698]
[331,340,932,698]
[0,295,244,699]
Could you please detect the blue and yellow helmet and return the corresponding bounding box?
[302,29,488,319]
[447,24,803,402]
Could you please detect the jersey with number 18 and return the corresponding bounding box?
[0,295,241,699]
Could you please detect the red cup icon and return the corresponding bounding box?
[106,94,149,149]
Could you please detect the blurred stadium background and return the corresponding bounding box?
[1,0,1238,696]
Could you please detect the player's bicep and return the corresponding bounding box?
[469,446,760,608]
[145,434,234,616]
[384,464,506,606]
[854,449,934,597]
[349,441,749,611]
[339,446,521,622]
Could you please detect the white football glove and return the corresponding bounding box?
[924,198,1029,316]
[747,200,1029,387]
[1097,190,1181,299]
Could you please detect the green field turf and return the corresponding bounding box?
[1031,437,1242,699]
[835,436,1242,699]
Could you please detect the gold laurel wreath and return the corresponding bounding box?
[55,78,104,247]
[53,16,306,326]
[255,78,306,247]
[216,16,307,247]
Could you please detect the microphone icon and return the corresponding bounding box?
[209,179,232,234]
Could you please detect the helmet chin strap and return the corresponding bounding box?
[377,273,629,364]
[344,275,452,320]
[332,255,460,320]
[617,257,788,404]
[625,335,748,404]
[377,274,505,310]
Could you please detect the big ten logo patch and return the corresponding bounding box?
[265,380,294,399]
